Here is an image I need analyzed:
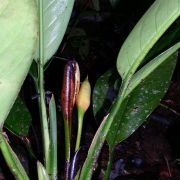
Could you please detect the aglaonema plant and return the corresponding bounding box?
[0,0,74,179]
[79,0,180,179]
[0,0,180,180]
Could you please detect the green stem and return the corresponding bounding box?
[104,148,114,180]
[79,79,131,180]
[0,131,29,180]
[160,103,180,116]
[64,120,71,161]
[38,0,50,166]
[75,108,84,151]
[64,120,71,180]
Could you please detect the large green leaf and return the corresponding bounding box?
[93,43,180,126]
[80,1,180,179]
[92,45,179,178]
[144,20,180,64]
[80,43,180,180]
[34,0,75,64]
[124,43,180,98]
[107,47,179,147]
[4,97,32,137]
[0,0,38,126]
[104,45,179,179]
[117,0,180,80]
[93,22,180,120]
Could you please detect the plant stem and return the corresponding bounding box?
[64,120,71,161]
[75,108,84,151]
[79,78,131,179]
[160,103,180,116]
[38,61,50,166]
[39,0,50,166]
[0,131,29,180]
[64,120,71,180]
[104,148,114,180]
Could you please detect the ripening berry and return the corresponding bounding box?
[76,77,91,112]
[61,61,80,122]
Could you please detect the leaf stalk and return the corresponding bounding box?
[38,0,50,167]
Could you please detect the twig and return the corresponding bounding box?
[160,103,180,117]
[163,154,172,178]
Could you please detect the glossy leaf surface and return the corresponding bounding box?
[0,0,38,126]
[34,0,75,64]
[81,43,179,180]
[124,43,180,98]
[144,20,180,64]
[93,68,120,121]
[107,50,178,147]
[5,97,32,137]
[117,0,180,80]
[93,44,180,147]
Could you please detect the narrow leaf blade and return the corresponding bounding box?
[37,161,49,180]
[124,42,180,98]
[47,95,57,179]
[0,132,29,179]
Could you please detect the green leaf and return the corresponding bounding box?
[29,60,39,83]
[37,161,49,180]
[92,44,180,179]
[80,1,180,178]
[124,43,180,98]
[0,0,38,126]
[93,68,120,121]
[0,132,29,180]
[109,0,121,8]
[34,0,75,64]
[79,114,109,180]
[80,43,180,180]
[46,95,57,179]
[103,44,179,179]
[144,19,180,64]
[107,46,179,147]
[4,97,32,137]
[117,0,180,80]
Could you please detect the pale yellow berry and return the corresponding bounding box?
[76,77,91,112]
